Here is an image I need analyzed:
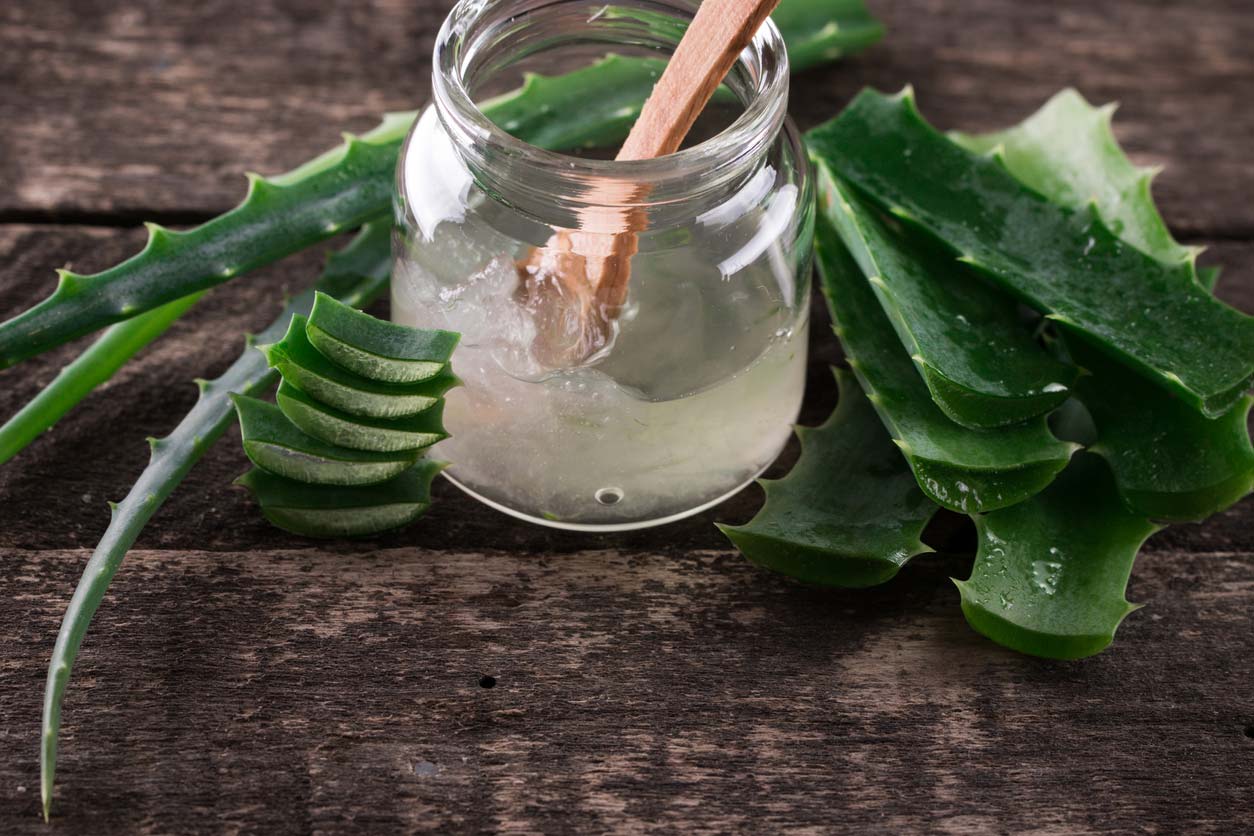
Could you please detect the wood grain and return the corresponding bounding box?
[1,0,1253,832]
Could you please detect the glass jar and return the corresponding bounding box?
[393,0,814,530]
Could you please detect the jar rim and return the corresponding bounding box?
[429,0,790,210]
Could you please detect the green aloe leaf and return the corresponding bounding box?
[235,459,444,539]
[260,314,457,419]
[816,214,1076,513]
[232,394,420,486]
[40,221,393,821]
[814,166,1075,428]
[720,368,938,587]
[276,379,447,453]
[307,291,458,383]
[953,90,1254,520]
[771,0,884,69]
[950,89,1199,273]
[956,454,1160,659]
[806,88,1254,417]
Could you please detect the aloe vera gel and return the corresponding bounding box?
[394,0,813,529]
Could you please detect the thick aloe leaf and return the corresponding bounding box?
[276,380,446,453]
[0,118,409,369]
[806,88,1254,417]
[260,314,457,419]
[236,459,444,538]
[0,292,204,465]
[307,291,458,383]
[957,454,1160,659]
[720,368,938,587]
[950,89,1198,273]
[815,167,1074,428]
[40,221,393,820]
[955,92,1254,520]
[232,394,419,486]
[816,216,1076,513]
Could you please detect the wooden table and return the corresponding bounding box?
[2,1,1252,832]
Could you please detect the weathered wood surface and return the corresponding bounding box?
[1,0,1252,833]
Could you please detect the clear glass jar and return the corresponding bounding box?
[393,0,814,530]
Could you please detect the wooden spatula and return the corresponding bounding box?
[516,0,783,367]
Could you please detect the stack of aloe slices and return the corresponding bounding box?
[234,292,458,537]
[725,87,1254,660]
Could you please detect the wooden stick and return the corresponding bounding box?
[518,0,782,364]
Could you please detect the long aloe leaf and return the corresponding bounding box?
[0,0,880,374]
[236,459,444,538]
[0,120,409,369]
[954,90,1254,520]
[814,166,1075,428]
[956,454,1160,659]
[816,214,1076,513]
[720,368,938,587]
[40,221,393,821]
[0,292,203,465]
[806,88,1254,417]
[771,0,884,69]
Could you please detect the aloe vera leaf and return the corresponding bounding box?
[235,459,444,538]
[954,94,1254,520]
[816,215,1076,513]
[950,89,1199,273]
[806,88,1254,417]
[306,290,458,383]
[232,393,419,486]
[720,368,938,587]
[815,166,1075,428]
[260,314,457,419]
[0,292,204,465]
[956,454,1160,659]
[40,222,393,821]
[276,379,447,453]
[0,116,411,369]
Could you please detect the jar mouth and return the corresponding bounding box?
[430,0,790,212]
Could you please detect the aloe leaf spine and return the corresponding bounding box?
[40,221,393,821]
[720,368,938,587]
[806,87,1254,417]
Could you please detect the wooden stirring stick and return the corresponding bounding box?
[517,0,782,367]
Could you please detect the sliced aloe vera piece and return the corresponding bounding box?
[956,92,1254,520]
[720,368,938,588]
[950,89,1199,274]
[306,291,458,383]
[816,215,1076,513]
[276,380,446,453]
[956,454,1160,659]
[232,394,419,486]
[260,314,456,418]
[236,459,445,538]
[806,88,1254,417]
[816,167,1074,428]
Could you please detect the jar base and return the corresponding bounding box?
[441,465,771,532]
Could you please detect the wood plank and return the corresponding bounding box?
[0,0,1252,237]
[1,546,1250,833]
